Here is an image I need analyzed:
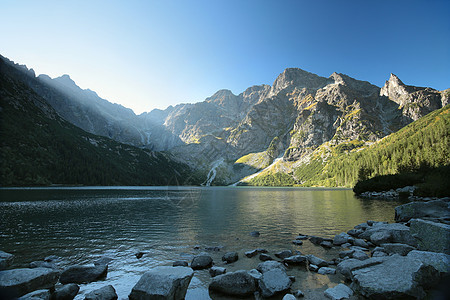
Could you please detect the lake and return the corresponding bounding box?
[0,187,405,299]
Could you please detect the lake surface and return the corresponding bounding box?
[0,187,405,299]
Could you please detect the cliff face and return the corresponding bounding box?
[3,54,446,185]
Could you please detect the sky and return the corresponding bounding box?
[1,0,449,114]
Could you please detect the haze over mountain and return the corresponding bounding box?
[1,54,448,186]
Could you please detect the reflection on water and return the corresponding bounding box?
[0,187,404,299]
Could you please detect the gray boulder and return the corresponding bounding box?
[59,265,107,284]
[275,250,293,259]
[347,229,363,237]
[258,268,292,298]
[283,255,306,265]
[222,252,238,264]
[0,251,14,270]
[85,285,117,300]
[321,241,333,248]
[354,223,369,230]
[29,261,56,269]
[395,199,450,222]
[247,269,262,280]
[257,261,286,274]
[190,255,213,270]
[0,268,59,299]
[339,250,354,259]
[324,284,353,300]
[295,235,308,240]
[410,218,450,254]
[209,267,226,277]
[282,294,296,300]
[209,270,257,297]
[407,250,450,273]
[18,289,50,300]
[52,283,79,300]
[337,257,387,279]
[306,255,328,267]
[333,233,351,245]
[318,267,336,275]
[359,223,417,246]
[93,257,113,267]
[381,243,415,256]
[351,250,369,260]
[309,236,332,245]
[352,239,369,249]
[129,266,193,300]
[351,255,440,299]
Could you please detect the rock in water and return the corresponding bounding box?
[172,261,188,267]
[324,283,353,300]
[306,255,328,267]
[258,268,292,298]
[250,231,260,237]
[222,252,238,264]
[59,265,107,284]
[283,255,307,265]
[259,253,273,261]
[190,255,213,270]
[0,268,59,299]
[209,267,226,277]
[209,270,257,297]
[17,289,51,300]
[257,261,286,274]
[52,283,79,300]
[351,254,440,299]
[333,233,351,245]
[85,285,117,300]
[129,266,193,300]
[0,251,14,270]
[409,219,450,254]
[275,250,293,259]
[318,267,336,275]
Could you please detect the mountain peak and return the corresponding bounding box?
[269,68,328,96]
[380,73,408,98]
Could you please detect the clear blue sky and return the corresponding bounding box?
[1,0,449,114]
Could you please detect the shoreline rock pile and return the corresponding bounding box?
[1,197,449,299]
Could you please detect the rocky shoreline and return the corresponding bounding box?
[1,196,449,300]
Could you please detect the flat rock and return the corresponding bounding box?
[0,268,59,299]
[52,283,79,300]
[318,267,336,275]
[306,255,328,267]
[407,250,450,273]
[410,218,450,254]
[222,252,238,264]
[258,268,292,298]
[324,283,353,300]
[209,267,226,277]
[85,285,117,300]
[244,248,267,258]
[191,255,213,270]
[60,265,107,284]
[257,261,286,274]
[283,255,306,265]
[129,266,193,300]
[381,243,415,256]
[17,289,50,300]
[337,257,387,279]
[209,270,257,297]
[0,251,14,270]
[351,255,440,299]
[395,199,450,222]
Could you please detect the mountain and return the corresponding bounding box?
[0,56,200,186]
[2,54,447,186]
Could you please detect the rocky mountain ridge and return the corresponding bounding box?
[2,54,447,185]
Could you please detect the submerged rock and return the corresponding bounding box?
[250,231,260,237]
[85,285,117,300]
[209,270,257,297]
[222,252,238,264]
[60,265,107,284]
[410,218,450,254]
[209,267,226,277]
[0,268,59,299]
[52,283,79,300]
[129,266,193,300]
[324,283,353,300]
[351,254,440,299]
[0,251,14,270]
